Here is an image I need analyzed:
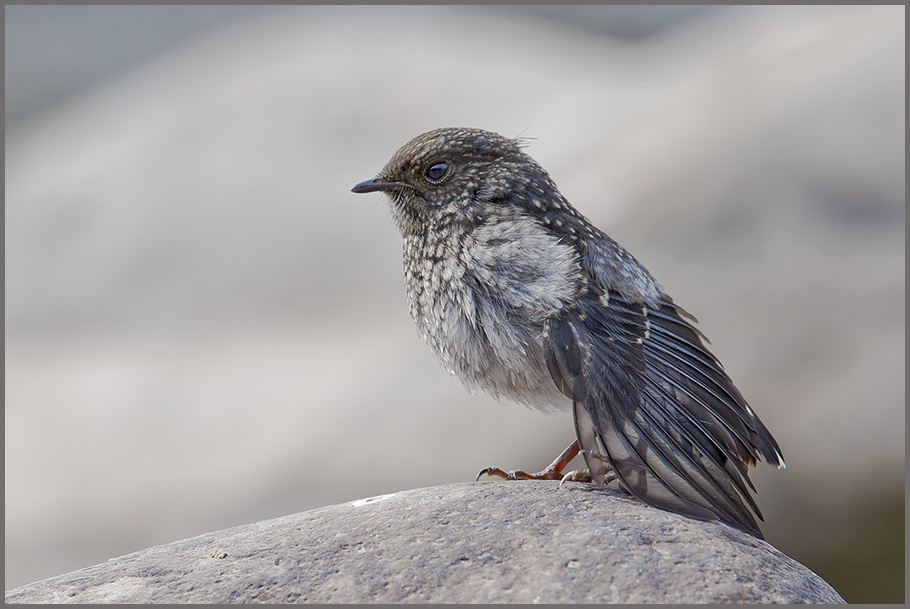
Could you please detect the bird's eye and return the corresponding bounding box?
[425,162,449,182]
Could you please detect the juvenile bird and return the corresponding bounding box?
[352,127,784,539]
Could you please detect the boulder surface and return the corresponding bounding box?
[4,481,845,604]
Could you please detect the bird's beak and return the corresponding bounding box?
[351,176,403,194]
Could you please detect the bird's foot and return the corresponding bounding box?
[477,440,612,484]
[476,466,551,481]
[558,468,594,485]
[575,449,619,485]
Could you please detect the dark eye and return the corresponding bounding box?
[425,162,449,182]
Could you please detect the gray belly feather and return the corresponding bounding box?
[404,213,579,411]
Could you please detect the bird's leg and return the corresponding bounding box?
[575,448,619,485]
[476,440,608,484]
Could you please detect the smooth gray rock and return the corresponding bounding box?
[5,482,844,604]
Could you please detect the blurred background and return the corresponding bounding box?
[4,5,904,602]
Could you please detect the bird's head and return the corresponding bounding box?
[352,127,559,234]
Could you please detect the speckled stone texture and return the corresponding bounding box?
[5,481,844,604]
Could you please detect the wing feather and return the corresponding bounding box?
[543,288,783,538]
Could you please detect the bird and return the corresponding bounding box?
[351,127,784,539]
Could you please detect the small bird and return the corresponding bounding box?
[352,127,784,539]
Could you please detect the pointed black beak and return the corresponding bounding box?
[351,176,403,194]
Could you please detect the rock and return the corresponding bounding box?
[4,482,844,604]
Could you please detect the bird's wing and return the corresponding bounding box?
[543,288,783,538]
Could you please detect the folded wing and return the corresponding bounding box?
[543,288,783,538]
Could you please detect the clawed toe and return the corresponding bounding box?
[558,469,593,486]
[476,467,537,481]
